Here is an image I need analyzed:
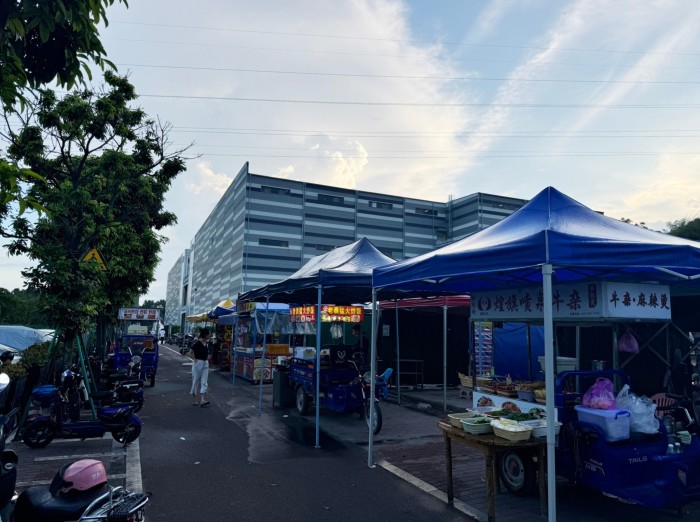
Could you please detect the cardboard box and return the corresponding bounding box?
[575,405,630,441]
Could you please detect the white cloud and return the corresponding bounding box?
[184,162,232,196]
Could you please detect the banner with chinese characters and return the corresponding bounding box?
[236,301,257,313]
[290,305,364,323]
[118,308,160,321]
[471,282,670,321]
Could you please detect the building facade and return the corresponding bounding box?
[164,162,527,329]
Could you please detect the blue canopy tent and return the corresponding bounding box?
[372,187,700,520]
[238,237,395,448]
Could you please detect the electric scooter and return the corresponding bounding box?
[62,364,145,415]
[0,374,150,522]
[21,383,143,449]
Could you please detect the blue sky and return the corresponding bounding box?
[2,0,700,304]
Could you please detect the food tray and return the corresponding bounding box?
[520,419,562,438]
[480,386,496,394]
[461,417,493,435]
[535,398,547,405]
[448,411,481,428]
[491,419,532,442]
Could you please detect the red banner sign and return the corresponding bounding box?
[290,305,364,323]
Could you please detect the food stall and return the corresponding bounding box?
[470,281,673,416]
[227,301,291,384]
[372,186,700,519]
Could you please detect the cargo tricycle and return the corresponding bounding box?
[498,369,700,511]
[289,345,392,435]
[114,334,159,387]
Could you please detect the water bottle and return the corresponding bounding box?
[675,442,681,454]
[667,443,674,454]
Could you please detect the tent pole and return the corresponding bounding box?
[315,284,322,448]
[526,324,532,381]
[368,289,378,467]
[443,304,448,413]
[232,312,239,388]
[258,297,270,414]
[395,301,401,405]
[542,264,556,522]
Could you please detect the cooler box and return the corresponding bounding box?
[575,405,630,441]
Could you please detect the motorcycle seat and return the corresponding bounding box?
[14,484,109,522]
[90,390,114,400]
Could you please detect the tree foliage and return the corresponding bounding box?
[0,286,48,326]
[0,0,127,108]
[1,73,186,342]
[1,0,128,232]
[667,218,700,241]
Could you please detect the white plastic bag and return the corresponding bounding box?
[616,384,659,434]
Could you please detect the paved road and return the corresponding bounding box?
[138,345,466,521]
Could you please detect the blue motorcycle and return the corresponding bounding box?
[21,383,143,449]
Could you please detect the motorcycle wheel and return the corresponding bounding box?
[296,387,310,416]
[499,450,536,496]
[364,401,383,435]
[113,422,142,444]
[22,419,56,448]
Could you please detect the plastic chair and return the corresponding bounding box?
[650,393,676,419]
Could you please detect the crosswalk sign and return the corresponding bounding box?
[82,248,108,271]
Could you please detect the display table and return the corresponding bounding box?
[438,420,547,522]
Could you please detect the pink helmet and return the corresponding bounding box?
[61,459,107,494]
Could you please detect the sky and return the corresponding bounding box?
[3,0,700,304]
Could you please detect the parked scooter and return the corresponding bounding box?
[21,379,143,448]
[0,374,150,522]
[63,364,145,415]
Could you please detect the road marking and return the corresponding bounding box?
[377,459,486,522]
[34,452,113,461]
[111,438,143,493]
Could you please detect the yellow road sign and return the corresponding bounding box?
[82,248,108,271]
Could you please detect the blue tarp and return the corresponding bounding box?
[493,323,545,381]
[0,325,46,350]
[373,187,700,295]
[239,237,395,305]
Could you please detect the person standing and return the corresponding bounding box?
[189,328,211,406]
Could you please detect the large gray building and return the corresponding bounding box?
[164,162,527,330]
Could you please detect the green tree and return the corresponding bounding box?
[0,287,47,326]
[1,0,127,108]
[1,72,187,347]
[1,0,128,226]
[667,218,700,241]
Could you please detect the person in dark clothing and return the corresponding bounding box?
[189,328,211,406]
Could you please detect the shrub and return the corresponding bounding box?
[20,342,51,369]
[1,362,27,381]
